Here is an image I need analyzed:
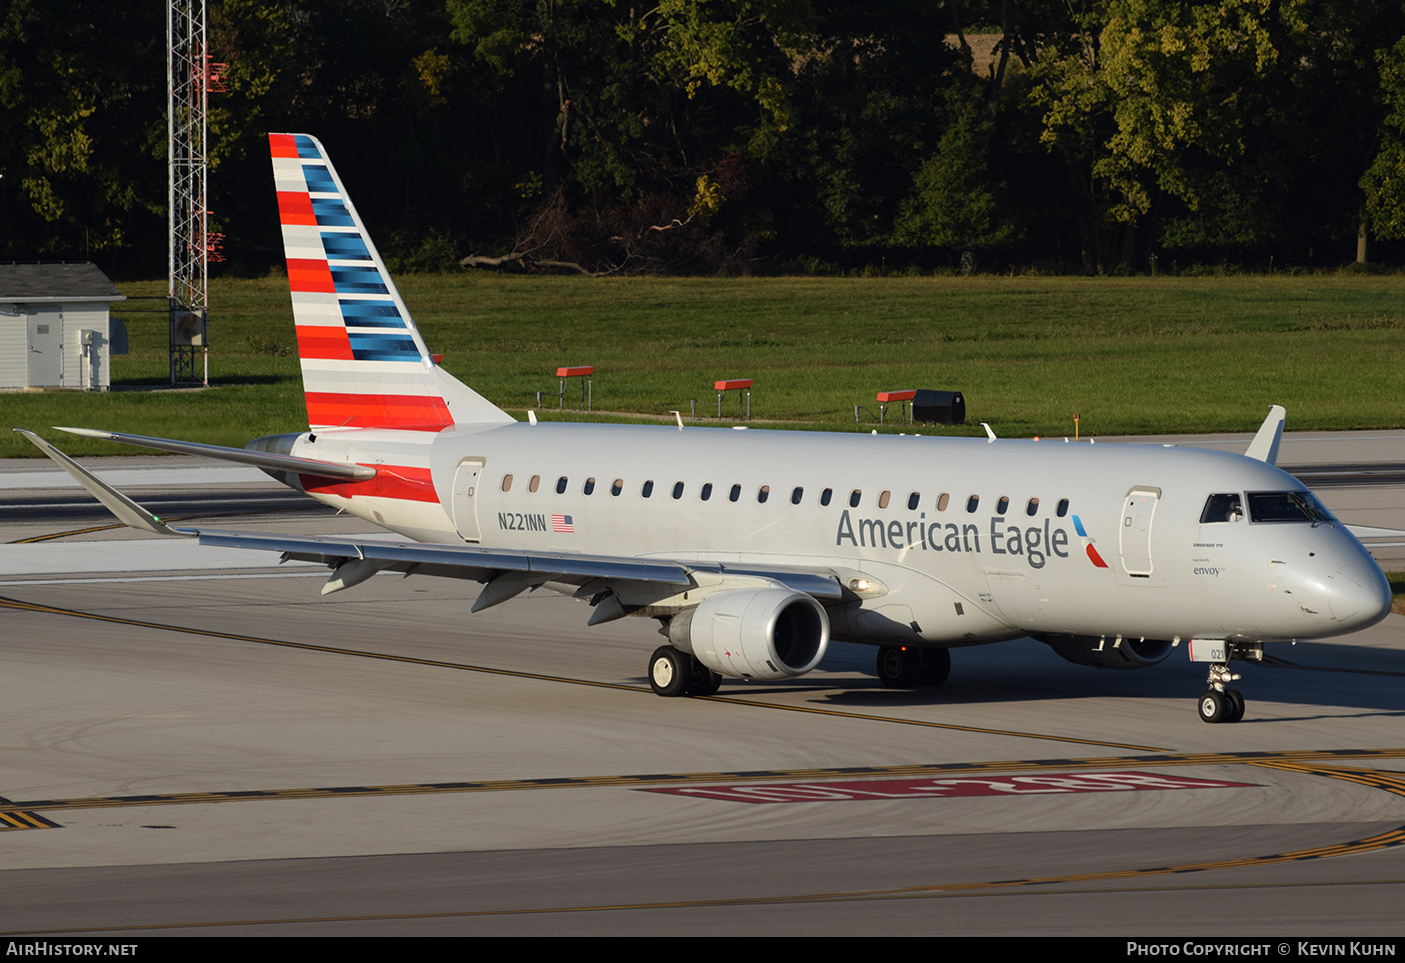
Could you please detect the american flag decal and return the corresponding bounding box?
[552,514,574,534]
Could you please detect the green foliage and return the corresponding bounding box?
[1096,0,1307,221]
[4,0,1404,276]
[893,93,1017,252]
[383,230,463,274]
[0,0,165,264]
[1365,38,1405,242]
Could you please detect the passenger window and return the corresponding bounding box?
[1026,497,1039,516]
[1056,498,1069,517]
[701,483,713,501]
[672,481,685,500]
[729,484,741,502]
[611,478,623,497]
[996,495,1009,514]
[1200,493,1244,524]
[850,490,862,508]
[907,492,920,511]
[966,494,980,513]
[758,485,770,503]
[501,474,513,492]
[820,488,833,506]
[791,486,804,505]
[529,475,541,493]
[641,480,654,498]
[937,492,950,512]
[879,490,891,509]
[556,476,568,494]
[583,477,596,495]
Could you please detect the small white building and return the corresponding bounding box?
[0,262,127,391]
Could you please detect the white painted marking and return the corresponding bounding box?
[1,572,329,586]
[1,466,267,489]
[0,539,312,576]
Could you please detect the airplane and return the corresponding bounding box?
[17,133,1394,724]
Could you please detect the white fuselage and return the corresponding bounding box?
[279,421,1392,651]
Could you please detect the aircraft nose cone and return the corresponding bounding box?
[1328,563,1393,630]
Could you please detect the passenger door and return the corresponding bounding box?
[1119,487,1160,577]
[451,459,484,542]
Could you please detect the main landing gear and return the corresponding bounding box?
[1196,652,1256,723]
[876,645,951,689]
[648,645,722,697]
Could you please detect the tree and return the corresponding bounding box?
[1363,36,1405,251]
[0,0,165,270]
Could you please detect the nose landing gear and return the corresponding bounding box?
[1194,642,1261,723]
[1197,682,1245,724]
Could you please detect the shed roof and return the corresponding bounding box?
[0,262,126,303]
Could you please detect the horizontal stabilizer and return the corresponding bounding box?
[53,426,376,479]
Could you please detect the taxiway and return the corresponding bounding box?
[2,430,1403,936]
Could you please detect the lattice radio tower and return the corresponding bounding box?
[167,0,225,386]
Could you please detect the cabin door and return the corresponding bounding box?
[1119,487,1160,577]
[451,459,484,542]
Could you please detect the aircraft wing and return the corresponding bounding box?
[190,529,843,602]
[195,528,693,586]
[18,430,845,610]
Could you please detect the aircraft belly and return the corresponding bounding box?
[983,569,1101,633]
[304,490,457,542]
[820,558,1014,645]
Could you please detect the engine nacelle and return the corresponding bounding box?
[245,432,307,489]
[1034,634,1174,670]
[668,588,829,681]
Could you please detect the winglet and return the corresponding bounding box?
[1244,405,1286,465]
[15,429,192,537]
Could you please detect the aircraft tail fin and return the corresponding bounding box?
[269,133,512,431]
[1245,405,1286,465]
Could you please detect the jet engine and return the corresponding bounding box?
[1033,634,1174,670]
[668,588,829,681]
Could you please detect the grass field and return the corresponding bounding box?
[4,273,1404,458]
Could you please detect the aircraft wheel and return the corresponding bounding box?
[1197,690,1226,723]
[649,646,690,697]
[877,646,918,689]
[916,648,951,687]
[687,656,722,696]
[1223,688,1246,723]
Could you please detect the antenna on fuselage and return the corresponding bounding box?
[981,423,997,442]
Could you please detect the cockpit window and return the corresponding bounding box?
[1247,491,1337,524]
[1199,493,1244,523]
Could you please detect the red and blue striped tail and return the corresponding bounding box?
[269,133,511,431]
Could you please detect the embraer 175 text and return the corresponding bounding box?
[19,133,1393,724]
